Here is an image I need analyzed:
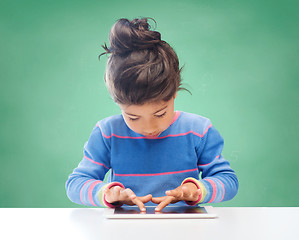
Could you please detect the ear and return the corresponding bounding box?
[174,92,178,99]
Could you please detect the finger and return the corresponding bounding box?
[193,189,202,200]
[120,189,146,212]
[120,188,136,201]
[166,189,183,199]
[151,196,167,204]
[184,188,202,201]
[197,188,202,195]
[131,197,146,212]
[139,194,152,204]
[155,196,174,212]
[188,187,202,201]
[123,189,146,212]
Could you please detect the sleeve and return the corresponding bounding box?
[190,124,239,204]
[65,123,124,207]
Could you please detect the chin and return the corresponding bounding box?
[144,132,161,138]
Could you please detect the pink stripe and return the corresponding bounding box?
[195,124,213,137]
[219,179,225,202]
[205,179,217,203]
[80,179,93,205]
[84,156,109,169]
[198,155,220,167]
[115,168,198,177]
[99,124,213,140]
[88,180,103,207]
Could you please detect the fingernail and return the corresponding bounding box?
[141,208,146,212]
[155,208,159,211]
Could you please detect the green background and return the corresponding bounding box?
[1,0,298,207]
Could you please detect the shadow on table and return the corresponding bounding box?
[69,208,218,240]
[69,209,105,240]
[69,208,174,240]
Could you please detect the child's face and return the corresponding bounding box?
[119,97,176,138]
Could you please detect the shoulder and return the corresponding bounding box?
[95,115,128,136]
[179,111,211,126]
[97,114,124,127]
[177,111,212,136]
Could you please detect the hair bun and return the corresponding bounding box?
[106,18,162,55]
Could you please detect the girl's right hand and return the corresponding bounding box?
[103,186,152,212]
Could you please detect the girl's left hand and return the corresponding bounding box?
[151,182,201,211]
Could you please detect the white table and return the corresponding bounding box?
[0,208,298,240]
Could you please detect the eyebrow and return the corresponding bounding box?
[125,105,168,117]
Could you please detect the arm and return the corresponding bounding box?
[152,122,238,210]
[65,123,152,210]
[193,124,239,204]
[65,124,123,207]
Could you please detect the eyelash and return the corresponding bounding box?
[155,112,166,118]
[128,117,139,121]
[128,112,166,121]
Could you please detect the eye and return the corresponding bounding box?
[155,112,166,118]
[128,117,139,121]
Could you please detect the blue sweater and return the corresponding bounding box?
[66,111,238,207]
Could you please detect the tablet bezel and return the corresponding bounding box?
[104,206,217,219]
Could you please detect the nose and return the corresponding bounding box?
[142,121,157,136]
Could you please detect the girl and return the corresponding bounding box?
[66,18,238,212]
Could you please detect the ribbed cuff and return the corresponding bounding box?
[98,182,125,208]
[181,177,207,205]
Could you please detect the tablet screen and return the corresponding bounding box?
[114,206,207,214]
[105,206,217,219]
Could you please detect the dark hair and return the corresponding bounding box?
[99,17,189,105]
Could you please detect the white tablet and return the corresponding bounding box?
[105,206,217,219]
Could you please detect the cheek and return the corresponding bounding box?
[159,115,174,130]
[124,119,140,132]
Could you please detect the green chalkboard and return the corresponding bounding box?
[0,0,298,207]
